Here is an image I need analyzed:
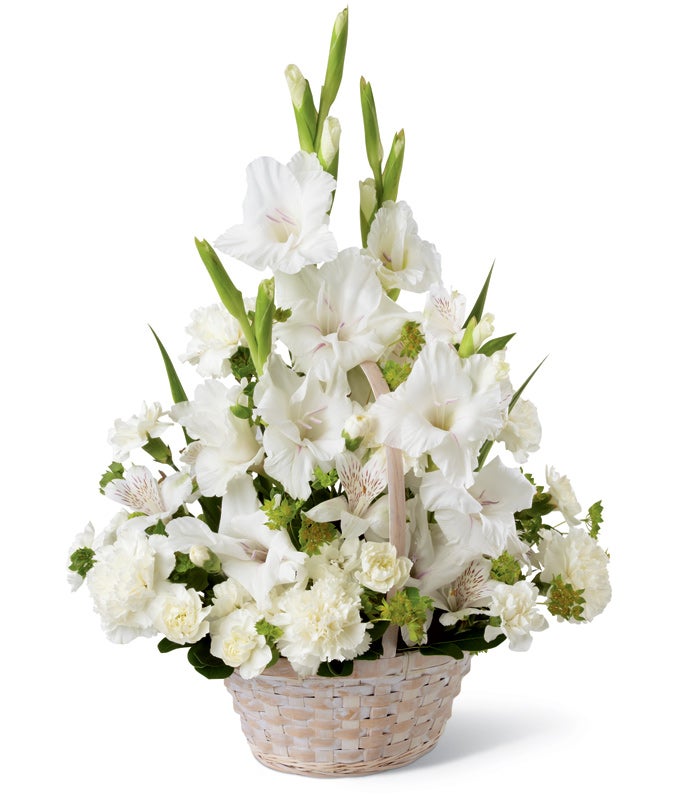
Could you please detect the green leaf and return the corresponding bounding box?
[508,356,547,413]
[585,500,604,539]
[145,519,168,536]
[478,333,516,356]
[157,638,185,653]
[99,461,125,494]
[317,659,354,677]
[198,495,221,533]
[464,261,495,328]
[420,642,465,660]
[458,317,477,358]
[194,239,259,367]
[229,347,257,381]
[148,326,188,404]
[68,547,96,578]
[168,552,209,592]
[142,436,174,465]
[230,404,252,421]
[382,129,405,203]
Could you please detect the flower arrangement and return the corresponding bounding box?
[68,9,611,688]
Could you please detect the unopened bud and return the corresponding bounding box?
[359,178,378,222]
[189,545,222,574]
[285,64,306,110]
[319,116,341,169]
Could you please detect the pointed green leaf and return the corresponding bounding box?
[458,317,477,358]
[508,356,547,413]
[148,326,188,404]
[477,333,516,356]
[464,261,495,328]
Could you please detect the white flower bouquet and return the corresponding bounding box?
[68,7,611,773]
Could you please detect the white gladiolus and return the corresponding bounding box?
[210,603,272,678]
[484,580,548,651]
[214,151,337,274]
[365,200,441,293]
[538,527,612,621]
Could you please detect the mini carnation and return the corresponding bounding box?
[180,304,246,378]
[209,579,254,621]
[210,603,272,678]
[538,527,611,621]
[546,466,582,526]
[497,398,541,463]
[270,576,371,676]
[355,541,412,593]
[484,580,548,651]
[151,584,211,645]
[107,401,171,462]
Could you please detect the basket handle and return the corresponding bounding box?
[360,361,407,658]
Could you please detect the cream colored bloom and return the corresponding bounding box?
[538,527,611,621]
[355,541,411,593]
[108,401,171,462]
[151,584,210,645]
[497,398,541,463]
[180,304,246,378]
[484,580,548,651]
[271,576,371,676]
[210,603,272,678]
[546,465,582,526]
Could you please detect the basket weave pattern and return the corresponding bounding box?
[225,652,471,776]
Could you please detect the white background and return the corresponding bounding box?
[1,0,677,790]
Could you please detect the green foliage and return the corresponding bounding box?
[317,659,354,677]
[464,261,494,328]
[229,347,257,381]
[186,637,234,680]
[273,307,292,323]
[342,431,363,452]
[230,403,252,421]
[253,278,275,369]
[399,320,425,360]
[256,619,283,644]
[379,588,433,644]
[490,552,522,585]
[478,333,516,356]
[515,485,555,546]
[547,575,586,622]
[262,496,304,530]
[382,129,405,204]
[584,500,604,539]
[312,466,339,490]
[168,552,209,593]
[298,515,339,555]
[380,360,412,390]
[149,326,189,404]
[157,638,185,653]
[68,547,96,578]
[99,462,124,494]
[142,436,174,466]
[145,519,168,537]
[458,317,477,358]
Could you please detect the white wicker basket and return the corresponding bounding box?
[225,652,471,776]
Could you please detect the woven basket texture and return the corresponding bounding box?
[225,652,471,777]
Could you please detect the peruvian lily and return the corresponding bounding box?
[171,380,263,497]
[369,340,507,486]
[275,248,411,385]
[104,465,193,532]
[304,450,389,539]
[364,200,442,293]
[214,151,337,274]
[420,457,534,558]
[436,557,493,627]
[254,355,351,499]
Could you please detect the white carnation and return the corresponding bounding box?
[497,398,541,463]
[180,304,246,378]
[210,603,272,678]
[86,526,174,643]
[484,580,548,651]
[538,527,611,621]
[271,576,371,676]
[355,541,412,593]
[107,401,171,462]
[546,466,582,526]
[209,579,253,621]
[151,584,211,645]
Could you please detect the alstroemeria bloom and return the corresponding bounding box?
[369,341,507,486]
[214,151,337,274]
[171,380,263,497]
[254,355,351,499]
[104,466,193,532]
[438,557,493,627]
[419,457,534,558]
[275,248,410,383]
[304,450,388,538]
[365,200,441,292]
